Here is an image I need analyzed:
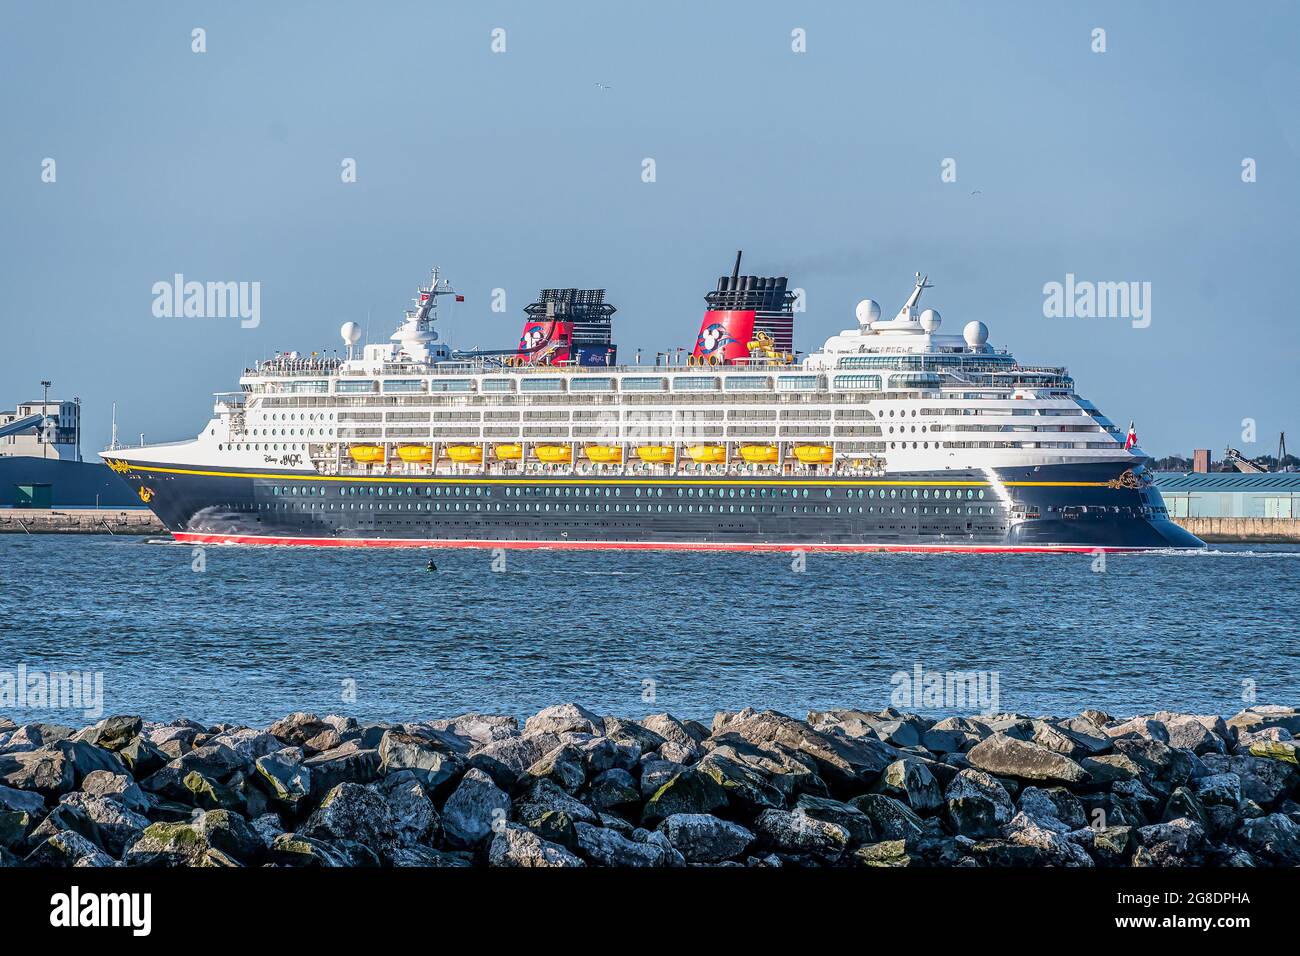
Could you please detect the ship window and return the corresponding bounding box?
[777,375,820,391]
[521,378,564,393]
[384,379,425,393]
[672,376,720,391]
[724,375,770,391]
[620,376,667,392]
[481,379,513,393]
[832,374,882,391]
[570,377,615,392]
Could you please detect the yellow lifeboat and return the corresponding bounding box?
[636,445,675,464]
[396,445,433,464]
[446,445,483,464]
[687,444,726,464]
[739,444,779,464]
[535,444,572,464]
[584,445,623,464]
[793,444,834,465]
[348,445,384,463]
[493,443,523,461]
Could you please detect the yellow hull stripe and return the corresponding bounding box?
[116,462,1110,489]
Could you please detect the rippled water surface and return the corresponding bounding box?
[1,535,1297,726]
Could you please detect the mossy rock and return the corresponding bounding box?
[0,810,32,850]
[1249,741,1299,765]
[641,769,728,827]
[183,770,244,812]
[852,839,913,867]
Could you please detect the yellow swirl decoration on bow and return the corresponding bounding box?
[137,486,155,503]
[106,458,132,475]
[1105,470,1142,490]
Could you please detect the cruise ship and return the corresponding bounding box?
[101,257,1203,552]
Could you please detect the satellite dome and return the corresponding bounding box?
[920,308,942,332]
[854,299,882,327]
[963,320,989,350]
[340,321,362,346]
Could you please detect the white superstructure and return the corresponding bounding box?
[121,270,1134,481]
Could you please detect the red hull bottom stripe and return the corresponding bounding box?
[170,531,1152,554]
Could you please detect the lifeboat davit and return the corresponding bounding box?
[793,445,834,465]
[446,445,483,464]
[687,444,726,464]
[535,444,572,464]
[348,445,384,463]
[585,445,623,464]
[739,444,779,464]
[636,445,675,464]
[397,445,433,463]
[493,443,523,460]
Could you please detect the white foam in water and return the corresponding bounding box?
[1154,548,1300,559]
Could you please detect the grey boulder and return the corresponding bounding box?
[966,733,1090,784]
[658,812,754,863]
[441,768,510,849]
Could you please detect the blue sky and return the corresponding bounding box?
[2,1,1297,456]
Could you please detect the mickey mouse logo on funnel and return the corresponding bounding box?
[516,319,573,364]
[692,310,755,364]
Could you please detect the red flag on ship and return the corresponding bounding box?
[455,295,465,302]
[1125,421,1138,449]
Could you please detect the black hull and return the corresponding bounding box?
[103,457,1204,551]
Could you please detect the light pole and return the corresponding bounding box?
[40,380,52,458]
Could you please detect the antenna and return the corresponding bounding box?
[110,402,119,450]
[904,272,933,311]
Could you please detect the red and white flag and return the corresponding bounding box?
[455,294,465,302]
[1125,421,1138,449]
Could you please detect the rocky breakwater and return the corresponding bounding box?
[1,704,1298,867]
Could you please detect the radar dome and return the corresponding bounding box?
[920,308,942,332]
[963,320,989,350]
[340,321,362,346]
[854,299,882,326]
